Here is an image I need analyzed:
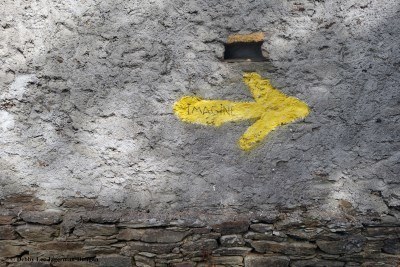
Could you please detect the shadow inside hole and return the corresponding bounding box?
[224,41,267,62]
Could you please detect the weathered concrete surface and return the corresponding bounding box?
[0,0,399,220]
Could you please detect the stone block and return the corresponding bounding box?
[87,211,122,224]
[212,221,249,235]
[316,235,366,255]
[213,247,252,256]
[27,241,97,258]
[118,220,167,229]
[361,262,397,267]
[244,231,284,242]
[84,245,119,255]
[244,255,289,267]
[211,256,243,266]
[345,263,361,267]
[117,228,190,243]
[250,241,316,255]
[62,198,98,209]
[140,252,157,258]
[382,238,400,254]
[0,241,25,257]
[250,223,274,233]
[3,193,44,211]
[191,227,211,234]
[196,263,219,267]
[117,228,144,241]
[172,263,195,267]
[135,255,155,267]
[84,239,118,246]
[366,227,400,237]
[15,225,58,241]
[142,228,190,243]
[363,240,384,254]
[202,232,221,240]
[286,228,322,241]
[98,255,133,267]
[36,241,83,250]
[154,258,184,265]
[291,259,345,267]
[220,235,245,247]
[28,244,96,259]
[251,213,279,224]
[20,211,62,225]
[181,239,218,254]
[0,215,15,225]
[0,225,16,239]
[154,253,182,265]
[125,241,176,254]
[73,223,118,237]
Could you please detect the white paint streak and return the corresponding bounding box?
[0,111,15,132]
[7,74,37,100]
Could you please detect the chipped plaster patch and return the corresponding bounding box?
[0,110,15,132]
[7,74,38,100]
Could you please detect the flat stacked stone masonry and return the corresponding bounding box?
[1,195,400,266]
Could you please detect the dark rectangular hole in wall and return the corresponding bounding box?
[224,42,267,62]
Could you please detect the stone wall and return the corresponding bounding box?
[1,194,400,266]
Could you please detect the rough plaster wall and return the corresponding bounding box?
[0,0,399,217]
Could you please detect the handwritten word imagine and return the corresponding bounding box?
[187,104,233,116]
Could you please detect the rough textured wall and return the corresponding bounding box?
[1,0,399,219]
[1,0,400,266]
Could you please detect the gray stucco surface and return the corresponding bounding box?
[0,0,399,217]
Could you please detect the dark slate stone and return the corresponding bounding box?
[140,228,190,243]
[250,223,274,233]
[0,225,16,240]
[87,211,122,224]
[212,221,249,234]
[291,259,345,267]
[181,238,218,254]
[244,255,289,267]
[98,255,132,267]
[35,241,83,250]
[0,241,25,257]
[73,223,118,237]
[117,228,190,243]
[382,238,400,254]
[126,241,176,254]
[250,240,316,255]
[366,227,400,237]
[220,234,245,247]
[212,256,243,265]
[316,235,367,255]
[213,247,252,256]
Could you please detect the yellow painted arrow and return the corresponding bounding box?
[173,72,310,151]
